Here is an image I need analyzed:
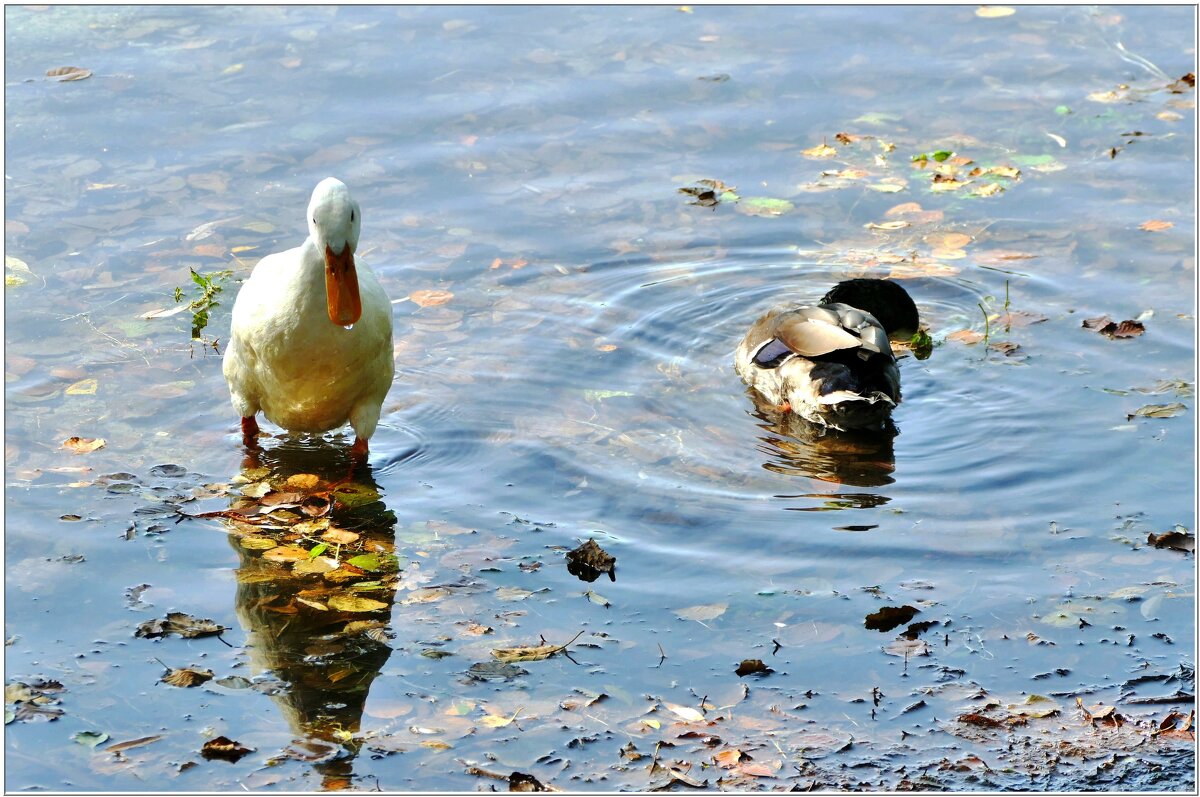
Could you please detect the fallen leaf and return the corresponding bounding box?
[976,6,1016,17]
[63,437,105,454]
[802,142,837,158]
[676,602,727,622]
[161,666,214,688]
[65,379,98,396]
[105,735,164,755]
[135,612,225,639]
[714,748,745,768]
[1128,403,1186,420]
[865,605,919,632]
[1008,694,1061,718]
[409,289,454,308]
[662,701,706,723]
[328,594,388,613]
[200,735,254,762]
[735,659,773,677]
[46,65,92,81]
[479,707,522,728]
[72,730,109,748]
[565,538,615,582]
[285,473,320,490]
[1140,220,1174,232]
[1147,527,1195,552]
[1083,316,1146,339]
[321,528,360,545]
[737,197,795,217]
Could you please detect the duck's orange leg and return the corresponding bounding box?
[350,436,369,466]
[241,416,261,444]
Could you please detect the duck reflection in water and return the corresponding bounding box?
[747,389,899,488]
[224,436,399,790]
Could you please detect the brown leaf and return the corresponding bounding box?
[201,735,254,762]
[46,66,92,81]
[62,436,105,454]
[1147,529,1195,552]
[105,735,165,754]
[714,748,745,768]
[1140,219,1174,232]
[957,713,1004,728]
[162,666,214,688]
[947,329,984,345]
[865,605,919,632]
[735,659,772,677]
[285,473,321,490]
[321,527,360,545]
[410,289,454,308]
[565,538,616,583]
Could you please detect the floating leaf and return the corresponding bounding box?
[332,482,381,508]
[865,605,919,632]
[1147,527,1195,553]
[46,65,92,81]
[584,590,611,608]
[582,389,634,402]
[262,545,310,563]
[65,379,98,396]
[662,701,706,723]
[72,730,109,748]
[327,594,388,613]
[802,142,837,158]
[479,707,522,728]
[1008,694,1061,718]
[409,289,454,308]
[1140,219,1174,232]
[737,197,795,218]
[1082,315,1145,339]
[675,602,727,622]
[1128,403,1186,420]
[135,612,225,639]
[565,538,616,583]
[976,6,1016,17]
[105,735,164,754]
[735,659,773,677]
[285,473,320,490]
[201,735,254,762]
[161,666,214,688]
[62,437,105,454]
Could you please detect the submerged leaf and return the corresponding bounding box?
[62,437,105,454]
[328,594,389,613]
[161,666,214,688]
[200,735,254,762]
[1128,403,1186,420]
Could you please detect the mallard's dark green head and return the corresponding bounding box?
[821,279,919,338]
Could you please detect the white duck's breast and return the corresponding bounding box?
[223,243,394,434]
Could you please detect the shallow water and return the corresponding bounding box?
[4,5,1196,791]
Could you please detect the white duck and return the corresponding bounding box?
[222,178,394,463]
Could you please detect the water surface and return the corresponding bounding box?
[5,5,1195,791]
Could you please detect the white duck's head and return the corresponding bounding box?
[307,177,363,327]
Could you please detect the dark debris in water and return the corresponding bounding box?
[565,538,615,583]
[134,611,225,640]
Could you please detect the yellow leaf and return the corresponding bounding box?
[973,183,1004,197]
[663,702,706,723]
[492,644,560,663]
[930,178,965,192]
[65,379,98,396]
[802,142,837,158]
[641,718,661,729]
[421,739,452,750]
[239,536,278,551]
[243,221,275,233]
[231,245,257,254]
[261,545,311,563]
[480,707,522,727]
[867,221,908,231]
[868,182,905,193]
[62,436,105,454]
[221,63,244,76]
[328,594,388,613]
[975,6,1016,17]
[285,473,320,490]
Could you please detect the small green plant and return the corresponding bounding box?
[176,268,230,342]
[909,328,933,360]
[979,302,991,345]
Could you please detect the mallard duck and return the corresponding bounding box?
[222,177,394,463]
[734,278,919,431]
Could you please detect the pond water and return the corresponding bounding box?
[4,4,1196,792]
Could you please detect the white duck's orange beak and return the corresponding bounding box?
[324,243,361,326]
